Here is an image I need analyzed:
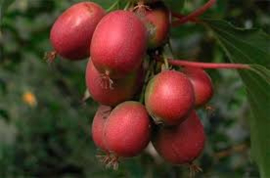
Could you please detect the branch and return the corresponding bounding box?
[172,0,216,27]
[167,59,251,69]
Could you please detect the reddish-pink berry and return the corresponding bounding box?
[91,105,111,152]
[85,60,142,106]
[182,67,214,107]
[50,2,105,60]
[104,101,151,157]
[145,70,195,125]
[90,10,147,78]
[152,111,205,164]
[144,2,170,48]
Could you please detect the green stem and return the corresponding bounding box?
[167,39,175,58]
[124,1,132,10]
[139,60,155,103]
[106,0,120,12]
[163,55,169,70]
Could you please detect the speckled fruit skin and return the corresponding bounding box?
[50,2,105,60]
[182,67,214,107]
[85,60,141,106]
[144,2,170,48]
[152,111,205,164]
[91,105,111,152]
[104,101,151,157]
[145,70,195,125]
[90,10,147,78]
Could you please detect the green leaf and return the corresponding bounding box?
[204,19,270,178]
[0,0,15,21]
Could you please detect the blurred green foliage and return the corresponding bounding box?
[0,0,269,177]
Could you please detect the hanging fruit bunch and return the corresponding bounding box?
[47,0,252,175]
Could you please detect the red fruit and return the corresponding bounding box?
[91,105,111,152]
[50,2,105,60]
[152,111,205,164]
[145,70,195,125]
[144,2,170,48]
[182,67,214,107]
[104,101,151,157]
[90,10,147,78]
[85,60,142,106]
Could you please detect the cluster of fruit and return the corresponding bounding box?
[49,0,219,172]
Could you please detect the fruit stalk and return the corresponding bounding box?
[172,0,216,26]
[106,0,120,12]
[171,12,199,23]
[168,59,251,70]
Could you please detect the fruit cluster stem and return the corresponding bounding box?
[171,12,199,23]
[168,59,251,70]
[172,0,216,26]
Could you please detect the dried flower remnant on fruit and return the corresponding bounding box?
[85,60,142,106]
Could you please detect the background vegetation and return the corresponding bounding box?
[0,0,269,177]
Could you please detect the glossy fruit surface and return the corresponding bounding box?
[85,60,140,106]
[144,2,170,48]
[145,70,195,125]
[104,101,151,157]
[91,105,111,151]
[152,111,205,164]
[182,67,213,107]
[50,2,105,60]
[91,10,147,78]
